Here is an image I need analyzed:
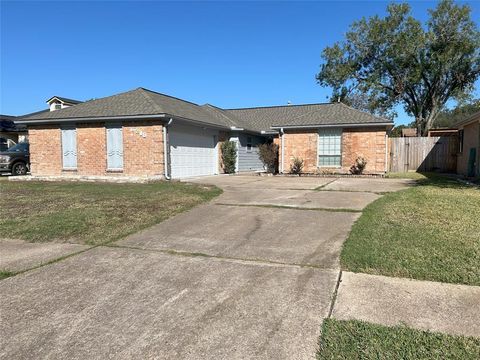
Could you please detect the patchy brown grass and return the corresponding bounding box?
[0,180,221,245]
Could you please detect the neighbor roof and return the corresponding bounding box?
[20,87,393,132]
[46,96,83,105]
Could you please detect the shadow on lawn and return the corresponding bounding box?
[415,172,479,190]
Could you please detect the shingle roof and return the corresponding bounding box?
[225,103,390,130]
[21,87,393,132]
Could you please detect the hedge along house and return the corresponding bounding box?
[17,87,393,180]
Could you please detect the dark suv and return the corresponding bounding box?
[0,142,30,175]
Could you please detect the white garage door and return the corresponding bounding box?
[169,125,218,179]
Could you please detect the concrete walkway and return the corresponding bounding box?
[332,271,480,338]
[0,238,89,272]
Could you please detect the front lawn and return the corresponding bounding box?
[0,180,221,245]
[318,319,480,359]
[341,173,480,285]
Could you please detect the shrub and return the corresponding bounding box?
[221,141,237,174]
[290,157,304,175]
[258,143,279,173]
[350,156,367,174]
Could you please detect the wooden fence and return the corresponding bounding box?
[389,136,458,173]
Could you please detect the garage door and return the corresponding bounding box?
[169,125,218,179]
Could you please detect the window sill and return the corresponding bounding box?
[62,168,77,172]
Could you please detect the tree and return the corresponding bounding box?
[221,141,237,174]
[433,99,480,128]
[316,0,480,136]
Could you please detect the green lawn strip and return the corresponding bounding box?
[0,181,221,245]
[318,319,480,360]
[0,270,15,280]
[341,172,480,285]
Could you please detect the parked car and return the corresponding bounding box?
[0,142,30,175]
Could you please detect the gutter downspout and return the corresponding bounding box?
[280,128,285,174]
[163,118,173,180]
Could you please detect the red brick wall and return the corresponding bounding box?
[77,123,107,176]
[28,121,164,177]
[28,125,62,175]
[123,121,164,176]
[342,127,387,173]
[278,127,387,174]
[282,130,318,173]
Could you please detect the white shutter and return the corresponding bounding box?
[61,127,77,169]
[106,125,124,170]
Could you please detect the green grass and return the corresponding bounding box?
[0,270,15,280]
[341,172,480,285]
[0,180,221,245]
[318,319,480,360]
[386,171,433,180]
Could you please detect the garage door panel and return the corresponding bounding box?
[170,125,218,179]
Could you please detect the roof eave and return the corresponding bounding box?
[16,113,168,125]
[270,122,394,130]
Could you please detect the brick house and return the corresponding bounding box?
[456,111,480,178]
[17,87,393,180]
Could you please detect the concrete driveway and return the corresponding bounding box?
[0,175,412,359]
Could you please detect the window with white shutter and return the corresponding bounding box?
[61,127,77,169]
[106,124,124,170]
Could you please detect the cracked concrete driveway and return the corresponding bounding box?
[0,175,411,359]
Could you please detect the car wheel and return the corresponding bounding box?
[12,162,27,176]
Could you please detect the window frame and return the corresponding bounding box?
[317,128,342,168]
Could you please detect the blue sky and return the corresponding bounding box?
[1,1,479,125]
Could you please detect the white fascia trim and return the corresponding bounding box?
[270,122,394,130]
[230,126,244,131]
[16,114,167,125]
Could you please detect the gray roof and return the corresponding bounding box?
[21,87,393,132]
[226,103,390,130]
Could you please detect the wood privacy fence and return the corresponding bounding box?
[389,136,458,173]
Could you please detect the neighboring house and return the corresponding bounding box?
[0,115,28,151]
[401,128,417,137]
[16,87,393,180]
[456,111,480,178]
[427,128,458,137]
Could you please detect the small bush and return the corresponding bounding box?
[258,143,279,173]
[350,157,367,174]
[221,141,237,174]
[290,157,304,175]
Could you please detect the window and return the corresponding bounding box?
[246,136,252,152]
[458,129,464,153]
[318,128,342,167]
[54,103,62,110]
[106,124,124,170]
[61,127,77,169]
